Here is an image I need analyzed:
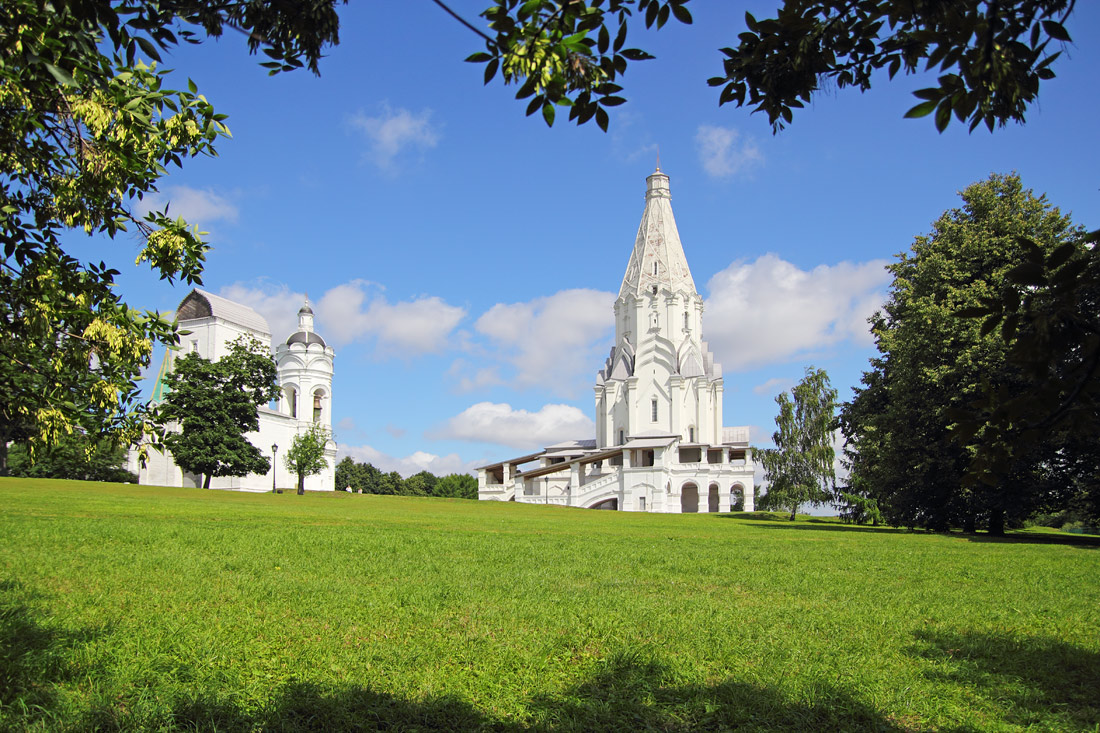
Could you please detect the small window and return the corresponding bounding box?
[639,496,646,511]
[190,340,198,353]
[683,312,689,330]
[618,429,624,445]
[651,399,658,422]
[689,426,695,442]
[653,262,658,276]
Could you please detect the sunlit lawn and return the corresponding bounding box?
[1,477,1097,731]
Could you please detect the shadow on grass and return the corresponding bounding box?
[0,581,103,731]
[725,516,1100,547]
[3,593,908,733]
[151,653,907,732]
[911,630,1100,730]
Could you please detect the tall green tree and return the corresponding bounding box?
[1,0,342,462]
[283,422,331,494]
[160,336,280,488]
[838,173,1087,534]
[759,367,838,520]
[460,0,1078,131]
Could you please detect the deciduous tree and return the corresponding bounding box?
[434,473,478,499]
[459,0,1078,132]
[160,335,280,488]
[838,173,1087,533]
[1,0,342,461]
[6,431,137,483]
[283,422,331,494]
[759,367,837,520]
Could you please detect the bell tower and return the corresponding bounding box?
[275,298,335,429]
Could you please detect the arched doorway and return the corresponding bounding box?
[681,483,699,513]
[708,484,719,512]
[730,484,745,511]
[590,498,618,510]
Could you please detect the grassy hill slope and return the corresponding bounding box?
[1,478,1097,731]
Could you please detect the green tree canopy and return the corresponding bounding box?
[284,422,331,494]
[461,0,1077,131]
[434,473,478,499]
[758,367,838,520]
[0,0,342,462]
[838,173,1088,534]
[6,431,137,483]
[160,335,280,488]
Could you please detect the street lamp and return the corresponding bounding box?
[271,443,278,493]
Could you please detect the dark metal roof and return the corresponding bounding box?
[286,331,327,347]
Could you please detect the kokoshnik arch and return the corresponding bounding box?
[478,168,756,512]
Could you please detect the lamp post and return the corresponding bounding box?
[271,443,278,493]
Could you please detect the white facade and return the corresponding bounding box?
[130,289,337,492]
[478,169,755,512]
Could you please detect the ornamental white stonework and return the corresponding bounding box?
[478,169,755,512]
[129,289,337,491]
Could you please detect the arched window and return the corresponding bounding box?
[651,399,658,422]
[286,386,298,418]
[313,390,323,423]
[618,429,624,445]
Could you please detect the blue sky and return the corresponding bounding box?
[81,3,1100,478]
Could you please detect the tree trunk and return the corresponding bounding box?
[789,504,797,521]
[988,507,1005,536]
[0,440,8,476]
[297,473,304,495]
[203,473,211,489]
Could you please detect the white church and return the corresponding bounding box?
[478,168,756,512]
[129,289,337,491]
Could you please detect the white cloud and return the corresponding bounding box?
[475,289,614,397]
[140,185,239,227]
[429,402,594,451]
[695,125,762,178]
[315,280,465,355]
[446,359,503,393]
[705,254,890,371]
[219,281,306,344]
[349,103,440,171]
[337,444,478,478]
[752,377,793,396]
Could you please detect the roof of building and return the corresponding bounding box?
[176,289,271,336]
[618,168,697,300]
[286,331,327,347]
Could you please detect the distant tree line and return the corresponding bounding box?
[334,457,478,499]
[6,432,137,483]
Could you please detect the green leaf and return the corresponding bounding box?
[542,101,555,126]
[670,2,692,24]
[904,100,937,119]
[44,63,77,87]
[1041,20,1072,42]
[484,58,499,85]
[465,52,492,63]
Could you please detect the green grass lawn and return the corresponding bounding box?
[1,478,1097,731]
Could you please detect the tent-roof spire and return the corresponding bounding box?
[618,167,696,299]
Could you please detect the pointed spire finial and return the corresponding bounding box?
[655,147,661,172]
